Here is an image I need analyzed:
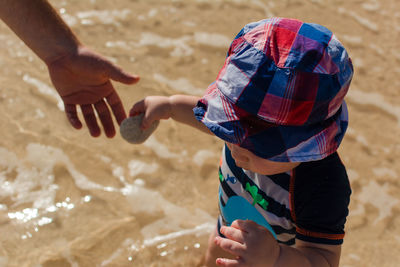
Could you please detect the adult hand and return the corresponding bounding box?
[214,220,280,267]
[47,45,139,137]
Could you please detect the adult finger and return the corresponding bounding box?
[106,90,126,126]
[94,99,115,138]
[216,257,245,267]
[214,236,245,257]
[220,226,245,244]
[81,104,101,137]
[64,103,82,129]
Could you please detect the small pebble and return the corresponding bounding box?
[120,114,159,144]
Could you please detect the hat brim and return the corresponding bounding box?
[194,84,348,162]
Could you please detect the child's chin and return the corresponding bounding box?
[234,160,244,167]
[235,160,251,170]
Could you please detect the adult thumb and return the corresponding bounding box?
[108,64,140,85]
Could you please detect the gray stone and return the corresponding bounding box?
[120,114,159,144]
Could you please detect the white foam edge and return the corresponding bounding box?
[142,222,214,247]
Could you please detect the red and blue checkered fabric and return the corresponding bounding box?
[194,17,353,162]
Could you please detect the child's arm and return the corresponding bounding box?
[129,95,212,135]
[215,220,341,267]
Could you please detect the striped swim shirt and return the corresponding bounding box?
[218,144,351,245]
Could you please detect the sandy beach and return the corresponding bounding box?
[1,0,400,266]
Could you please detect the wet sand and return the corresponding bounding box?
[1,0,400,266]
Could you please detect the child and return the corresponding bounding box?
[130,17,353,267]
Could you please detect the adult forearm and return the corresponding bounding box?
[0,0,80,64]
[169,95,212,135]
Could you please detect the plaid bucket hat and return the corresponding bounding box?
[194,17,354,162]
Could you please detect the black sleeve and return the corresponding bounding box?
[292,152,351,245]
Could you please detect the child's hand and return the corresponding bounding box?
[129,96,172,130]
[215,220,280,267]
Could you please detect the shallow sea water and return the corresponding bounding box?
[1,0,400,266]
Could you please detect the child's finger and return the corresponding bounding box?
[230,220,250,233]
[220,226,245,244]
[141,110,155,130]
[231,219,259,233]
[216,257,244,267]
[129,100,145,117]
[214,236,245,257]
